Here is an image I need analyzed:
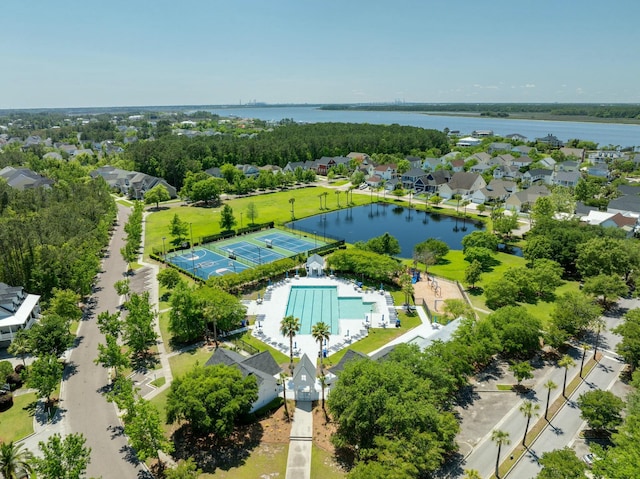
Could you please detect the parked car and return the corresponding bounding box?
[583,453,596,468]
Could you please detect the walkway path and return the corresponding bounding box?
[285,402,313,479]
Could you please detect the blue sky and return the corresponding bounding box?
[2,0,640,108]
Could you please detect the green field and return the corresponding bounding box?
[145,187,371,259]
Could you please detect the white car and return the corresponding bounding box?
[583,453,596,468]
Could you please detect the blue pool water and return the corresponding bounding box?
[285,286,375,335]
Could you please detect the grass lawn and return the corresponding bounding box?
[235,332,290,364]
[168,347,213,379]
[144,187,371,259]
[200,443,289,478]
[326,310,421,366]
[311,445,346,479]
[0,392,37,443]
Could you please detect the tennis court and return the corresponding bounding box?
[255,231,319,254]
[167,248,248,279]
[215,240,285,265]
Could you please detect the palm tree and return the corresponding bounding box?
[0,441,33,479]
[280,315,301,373]
[311,321,331,370]
[463,470,482,479]
[558,354,575,398]
[7,330,30,366]
[591,316,606,360]
[520,400,540,446]
[319,372,327,414]
[580,342,591,378]
[335,190,341,208]
[491,429,510,479]
[279,372,289,420]
[544,380,557,421]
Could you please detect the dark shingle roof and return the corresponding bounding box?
[330,349,368,375]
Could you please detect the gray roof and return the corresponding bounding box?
[0,166,53,190]
[447,171,482,190]
[329,349,368,375]
[608,195,640,214]
[205,347,282,386]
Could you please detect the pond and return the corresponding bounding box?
[287,203,485,258]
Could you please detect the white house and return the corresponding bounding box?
[306,254,325,277]
[456,137,481,147]
[205,348,282,412]
[292,354,319,401]
[0,282,41,347]
[439,172,486,199]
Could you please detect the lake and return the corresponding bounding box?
[286,203,484,258]
[208,105,640,148]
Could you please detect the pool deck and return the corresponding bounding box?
[250,276,393,361]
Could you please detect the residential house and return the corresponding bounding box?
[522,168,553,185]
[329,349,368,377]
[236,164,260,178]
[505,133,528,142]
[405,156,424,168]
[205,348,282,412]
[539,157,557,170]
[560,147,585,162]
[0,282,41,347]
[468,152,492,165]
[439,172,486,199]
[414,170,451,194]
[456,136,481,147]
[493,165,522,181]
[422,157,442,171]
[553,171,581,188]
[401,167,429,191]
[607,195,640,218]
[511,156,533,168]
[372,164,397,181]
[488,154,515,167]
[536,134,564,148]
[384,178,401,191]
[471,179,516,204]
[0,166,54,190]
[588,150,623,165]
[472,130,494,137]
[505,184,550,212]
[205,166,223,178]
[558,161,580,172]
[366,174,384,188]
[469,163,493,175]
[450,159,465,172]
[43,152,63,160]
[90,166,177,199]
[512,145,535,156]
[488,142,513,154]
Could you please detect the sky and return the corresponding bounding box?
[2,0,640,109]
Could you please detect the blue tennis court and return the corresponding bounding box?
[218,240,285,265]
[257,232,319,254]
[167,248,248,279]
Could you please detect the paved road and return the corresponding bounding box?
[63,204,149,478]
[461,346,584,478]
[507,356,624,478]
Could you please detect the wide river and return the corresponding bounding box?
[208,105,640,148]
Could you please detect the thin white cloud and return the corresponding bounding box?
[523,84,536,88]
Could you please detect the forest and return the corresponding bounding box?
[0,175,116,299]
[123,122,450,188]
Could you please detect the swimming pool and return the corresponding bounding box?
[285,286,375,335]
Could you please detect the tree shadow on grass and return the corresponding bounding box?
[172,422,264,474]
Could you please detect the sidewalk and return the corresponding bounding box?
[285,402,313,479]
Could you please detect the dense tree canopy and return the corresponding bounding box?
[327,249,402,282]
[166,364,258,436]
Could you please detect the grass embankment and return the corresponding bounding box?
[144,186,371,258]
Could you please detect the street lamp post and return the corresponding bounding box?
[162,236,166,259]
[189,222,194,250]
[240,212,243,228]
[256,246,261,265]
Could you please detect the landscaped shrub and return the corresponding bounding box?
[7,372,23,390]
[14,364,25,375]
[0,392,13,411]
